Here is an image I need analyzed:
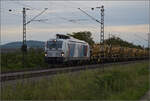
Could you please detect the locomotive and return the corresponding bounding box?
[44,34,90,64]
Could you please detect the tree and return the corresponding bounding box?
[67,31,95,46]
[104,36,143,49]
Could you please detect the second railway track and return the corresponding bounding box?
[0,60,148,82]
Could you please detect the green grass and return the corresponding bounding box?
[1,48,48,72]
[1,61,149,100]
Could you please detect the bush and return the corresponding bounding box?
[1,49,48,72]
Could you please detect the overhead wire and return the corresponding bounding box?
[1,7,21,18]
[26,8,48,24]
[118,32,145,47]
[6,1,101,39]
[13,1,41,11]
[40,3,100,33]
[11,1,49,21]
[51,1,100,32]
[134,33,148,42]
[133,34,148,47]
[10,1,100,30]
[5,1,100,34]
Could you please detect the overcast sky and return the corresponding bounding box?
[1,1,149,47]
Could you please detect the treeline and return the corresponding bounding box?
[1,31,147,72]
[104,36,144,49]
[68,31,147,49]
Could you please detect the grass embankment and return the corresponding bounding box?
[1,61,149,100]
[1,49,48,72]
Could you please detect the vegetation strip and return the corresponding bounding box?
[1,61,149,100]
[1,60,147,82]
[2,34,149,73]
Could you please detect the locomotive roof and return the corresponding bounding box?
[69,37,87,43]
[47,34,88,44]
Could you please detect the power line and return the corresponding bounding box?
[1,8,21,18]
[118,33,145,47]
[40,10,99,32]
[13,1,41,11]
[78,8,101,23]
[26,8,48,24]
[134,34,148,42]
[78,6,105,44]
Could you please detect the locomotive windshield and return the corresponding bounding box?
[47,41,63,49]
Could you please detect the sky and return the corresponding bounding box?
[1,0,149,47]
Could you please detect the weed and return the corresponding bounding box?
[1,61,149,100]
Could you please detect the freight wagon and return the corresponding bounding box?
[90,44,149,63]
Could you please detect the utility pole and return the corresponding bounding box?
[109,33,111,40]
[78,5,105,71]
[148,33,150,58]
[91,5,105,72]
[78,5,105,55]
[100,5,104,50]
[148,33,150,48]
[100,6,104,72]
[101,6,104,62]
[9,8,48,68]
[92,5,105,61]
[21,8,28,68]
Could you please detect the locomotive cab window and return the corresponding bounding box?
[47,41,63,49]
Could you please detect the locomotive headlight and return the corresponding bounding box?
[45,54,48,57]
[45,52,48,57]
[61,52,64,57]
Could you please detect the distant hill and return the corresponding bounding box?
[1,40,45,49]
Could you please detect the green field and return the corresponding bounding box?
[1,61,149,100]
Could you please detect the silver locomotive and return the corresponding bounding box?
[45,34,90,64]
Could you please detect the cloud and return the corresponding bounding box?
[105,24,149,33]
[2,24,148,36]
[1,24,149,48]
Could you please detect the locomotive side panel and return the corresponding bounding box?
[67,41,90,61]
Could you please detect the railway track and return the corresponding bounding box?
[0,60,148,82]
